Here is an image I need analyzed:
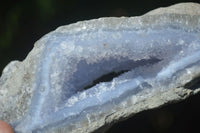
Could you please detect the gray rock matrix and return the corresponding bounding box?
[0,2,200,133]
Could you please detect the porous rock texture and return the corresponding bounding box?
[0,2,200,133]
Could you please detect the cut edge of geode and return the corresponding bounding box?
[55,2,200,35]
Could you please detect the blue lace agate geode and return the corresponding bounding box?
[13,11,200,133]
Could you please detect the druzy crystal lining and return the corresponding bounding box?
[14,15,200,133]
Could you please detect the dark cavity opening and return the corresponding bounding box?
[83,70,129,90]
[81,57,161,91]
[184,75,200,90]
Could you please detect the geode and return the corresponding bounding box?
[1,2,200,133]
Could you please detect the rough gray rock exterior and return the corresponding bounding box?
[0,38,45,123]
[0,2,200,133]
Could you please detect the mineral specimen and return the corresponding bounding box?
[1,2,200,133]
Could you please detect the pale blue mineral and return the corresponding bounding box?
[3,3,200,133]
